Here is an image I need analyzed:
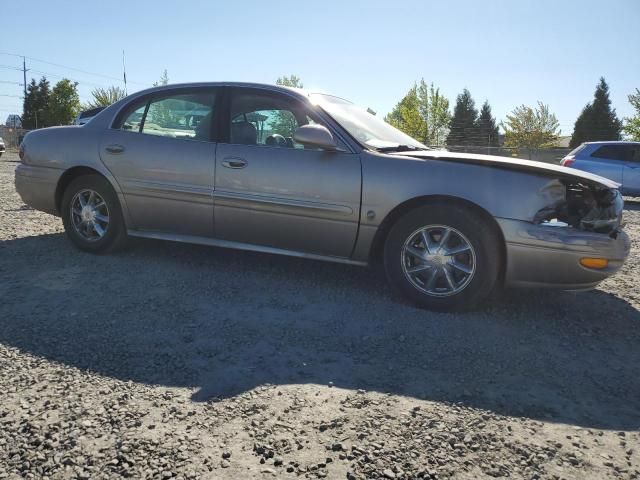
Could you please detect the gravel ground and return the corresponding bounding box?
[1,151,639,480]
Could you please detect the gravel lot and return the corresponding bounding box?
[1,150,639,479]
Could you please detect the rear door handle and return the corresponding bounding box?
[221,157,247,169]
[105,144,125,154]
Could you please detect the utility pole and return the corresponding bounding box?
[22,57,28,99]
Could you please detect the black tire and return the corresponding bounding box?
[383,203,501,311]
[61,174,127,253]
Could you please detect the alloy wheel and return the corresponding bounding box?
[401,224,476,297]
[70,189,110,242]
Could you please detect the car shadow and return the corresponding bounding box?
[1,233,639,431]
[624,197,640,211]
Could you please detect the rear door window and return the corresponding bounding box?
[142,93,216,142]
[591,145,632,161]
[115,89,217,142]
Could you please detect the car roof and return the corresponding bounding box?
[129,82,312,101]
[584,140,640,146]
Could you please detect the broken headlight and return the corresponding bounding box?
[534,180,623,235]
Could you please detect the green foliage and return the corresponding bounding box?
[570,77,622,148]
[22,77,51,129]
[622,88,640,141]
[276,75,303,89]
[476,101,500,147]
[385,84,427,142]
[48,79,81,126]
[148,70,179,127]
[271,75,304,137]
[503,102,560,152]
[153,69,169,87]
[385,79,451,144]
[83,86,127,109]
[446,89,479,146]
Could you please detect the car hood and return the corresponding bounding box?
[388,150,620,189]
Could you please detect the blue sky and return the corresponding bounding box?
[1,0,639,135]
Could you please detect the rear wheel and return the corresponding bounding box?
[383,204,501,311]
[61,174,127,253]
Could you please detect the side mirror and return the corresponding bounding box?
[293,124,338,151]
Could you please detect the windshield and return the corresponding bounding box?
[310,93,428,151]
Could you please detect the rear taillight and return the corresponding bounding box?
[561,156,575,167]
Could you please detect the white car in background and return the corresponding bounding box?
[0,136,5,157]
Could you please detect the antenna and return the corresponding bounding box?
[122,50,127,95]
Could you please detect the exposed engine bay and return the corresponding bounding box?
[534,179,623,236]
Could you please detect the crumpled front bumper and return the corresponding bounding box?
[498,218,631,289]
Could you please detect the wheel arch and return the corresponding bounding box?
[369,195,507,281]
[55,166,119,214]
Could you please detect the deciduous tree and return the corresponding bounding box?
[276,75,303,89]
[622,88,640,141]
[385,79,450,145]
[418,80,451,145]
[83,86,127,109]
[271,75,304,137]
[47,79,81,126]
[503,102,560,153]
[385,84,427,143]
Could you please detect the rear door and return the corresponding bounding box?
[622,144,640,195]
[213,87,361,257]
[583,144,625,184]
[100,88,219,236]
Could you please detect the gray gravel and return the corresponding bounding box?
[1,151,639,479]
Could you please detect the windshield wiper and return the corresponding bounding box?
[374,144,430,153]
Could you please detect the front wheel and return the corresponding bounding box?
[383,204,501,311]
[61,174,127,253]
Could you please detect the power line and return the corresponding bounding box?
[0,64,23,71]
[29,69,118,89]
[0,51,148,87]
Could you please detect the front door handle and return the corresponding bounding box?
[105,144,125,154]
[221,157,248,169]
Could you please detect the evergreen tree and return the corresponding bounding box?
[476,101,500,147]
[22,77,51,129]
[569,77,622,148]
[446,89,479,147]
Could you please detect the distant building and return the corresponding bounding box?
[552,136,572,148]
[5,114,22,129]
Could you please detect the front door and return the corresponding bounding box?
[622,144,640,195]
[213,87,361,258]
[100,88,218,237]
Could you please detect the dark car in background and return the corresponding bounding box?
[74,107,106,126]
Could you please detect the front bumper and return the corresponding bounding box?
[15,163,62,215]
[498,218,630,289]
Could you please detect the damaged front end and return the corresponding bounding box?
[533,179,624,237]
